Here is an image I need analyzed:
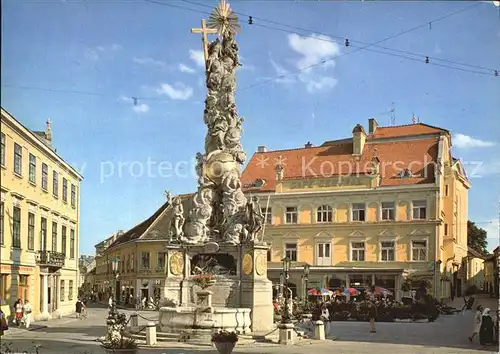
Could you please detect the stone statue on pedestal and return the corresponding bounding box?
[182,0,256,246]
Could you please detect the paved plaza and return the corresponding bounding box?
[1,297,499,354]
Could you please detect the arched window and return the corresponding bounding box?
[317,205,332,223]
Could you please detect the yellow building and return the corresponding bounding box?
[484,246,499,297]
[94,201,173,305]
[466,247,486,291]
[0,108,83,320]
[240,119,470,300]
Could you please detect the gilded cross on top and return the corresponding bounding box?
[190,0,240,67]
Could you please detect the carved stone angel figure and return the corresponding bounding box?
[245,196,264,243]
[183,188,214,244]
[170,196,185,240]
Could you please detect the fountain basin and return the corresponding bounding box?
[159,306,251,333]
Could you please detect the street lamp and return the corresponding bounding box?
[108,257,120,317]
[303,263,310,307]
[281,257,291,324]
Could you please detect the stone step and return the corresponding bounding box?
[129,330,256,345]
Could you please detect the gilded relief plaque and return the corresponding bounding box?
[255,254,267,276]
[169,252,184,276]
[242,253,253,276]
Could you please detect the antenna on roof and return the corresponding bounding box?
[412,113,417,124]
[390,102,396,126]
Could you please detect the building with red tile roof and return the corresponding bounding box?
[241,118,470,301]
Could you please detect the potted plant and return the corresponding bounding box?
[211,329,238,354]
[100,311,138,354]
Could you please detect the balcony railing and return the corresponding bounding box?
[36,250,65,268]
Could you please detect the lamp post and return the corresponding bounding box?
[281,257,291,324]
[108,257,120,317]
[303,263,310,308]
[433,259,442,298]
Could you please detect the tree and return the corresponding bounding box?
[467,220,488,254]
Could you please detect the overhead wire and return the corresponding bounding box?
[2,0,497,100]
[178,0,497,78]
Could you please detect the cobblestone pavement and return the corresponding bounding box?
[1,299,499,354]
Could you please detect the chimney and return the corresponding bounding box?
[368,118,378,134]
[43,119,53,147]
[305,141,313,148]
[257,145,267,153]
[352,124,366,155]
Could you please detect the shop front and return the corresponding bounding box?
[268,265,405,301]
[0,264,36,318]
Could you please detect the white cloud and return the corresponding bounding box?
[133,57,167,69]
[304,76,338,92]
[179,63,195,74]
[85,44,122,61]
[288,33,340,71]
[133,103,150,113]
[454,133,496,148]
[189,49,205,67]
[270,33,340,93]
[157,82,193,100]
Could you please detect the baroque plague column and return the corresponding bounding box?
[160,0,273,332]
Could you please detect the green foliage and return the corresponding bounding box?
[101,311,137,350]
[468,220,488,254]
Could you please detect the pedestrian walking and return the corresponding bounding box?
[479,308,495,345]
[366,285,377,333]
[320,303,330,336]
[469,305,483,342]
[135,295,141,310]
[75,298,85,319]
[108,295,113,309]
[14,299,23,327]
[22,300,32,329]
[0,309,8,336]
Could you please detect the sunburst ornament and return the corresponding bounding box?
[208,0,240,36]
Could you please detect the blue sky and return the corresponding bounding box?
[2,0,499,254]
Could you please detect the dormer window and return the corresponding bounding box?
[244,179,266,189]
[399,168,412,178]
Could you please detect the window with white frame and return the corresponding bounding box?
[317,205,332,223]
[285,243,297,261]
[380,241,395,261]
[13,143,22,176]
[351,241,365,261]
[141,252,150,269]
[68,280,74,300]
[29,154,36,184]
[60,280,65,302]
[381,202,395,221]
[261,207,272,224]
[316,242,331,265]
[412,200,427,220]
[411,240,427,261]
[352,203,366,222]
[285,207,298,224]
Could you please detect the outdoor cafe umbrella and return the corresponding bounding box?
[343,287,360,296]
[374,286,393,296]
[307,288,333,296]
